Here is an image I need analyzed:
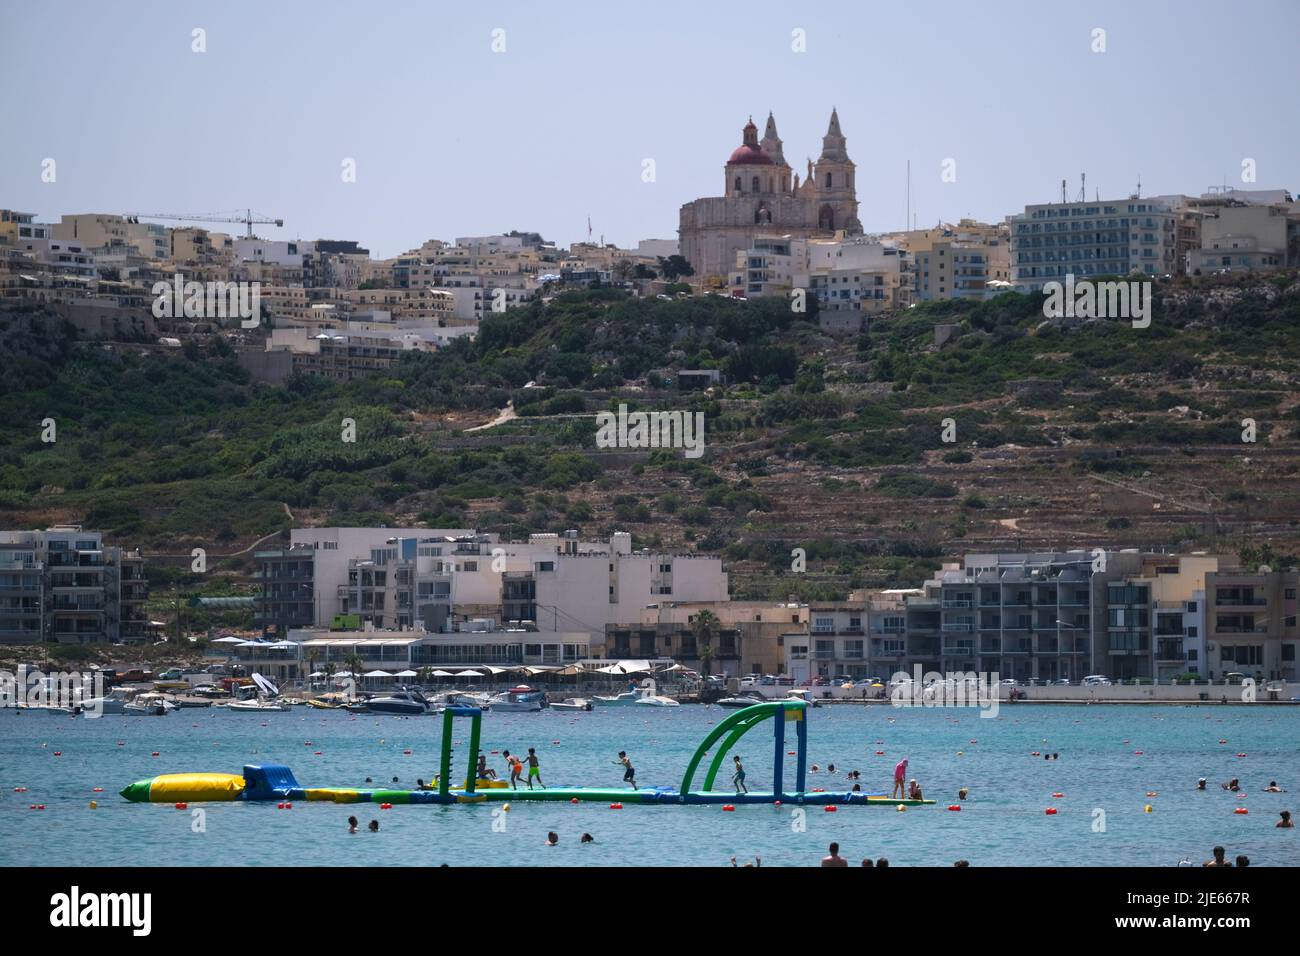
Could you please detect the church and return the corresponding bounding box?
[678,110,863,282]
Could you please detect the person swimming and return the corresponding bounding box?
[958,787,969,801]
[348,815,358,833]
[1278,810,1294,829]
[1197,778,1208,791]
[821,842,848,867]
[1263,781,1284,792]
[545,832,558,846]
[581,833,595,843]
[1204,845,1231,867]
[368,819,379,833]
[1222,778,1240,792]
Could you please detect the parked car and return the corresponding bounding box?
[1054,678,1072,685]
[1082,675,1112,686]
[1223,672,1247,684]
[157,668,184,681]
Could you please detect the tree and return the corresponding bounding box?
[612,258,635,282]
[658,255,695,281]
[692,609,720,677]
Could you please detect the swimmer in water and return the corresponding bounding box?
[958,787,969,801]
[1278,811,1294,829]
[1263,781,1284,792]
[348,816,358,833]
[545,832,558,846]
[368,820,379,833]
[1197,778,1208,791]
[1222,778,1240,792]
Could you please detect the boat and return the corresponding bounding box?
[592,690,642,706]
[171,696,213,708]
[634,694,680,707]
[487,686,547,712]
[226,697,289,712]
[124,697,170,716]
[716,692,768,708]
[362,689,433,716]
[550,697,593,711]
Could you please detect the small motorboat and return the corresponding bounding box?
[634,694,680,707]
[716,692,767,708]
[124,697,170,716]
[226,697,289,712]
[488,686,547,712]
[592,690,642,706]
[550,697,593,712]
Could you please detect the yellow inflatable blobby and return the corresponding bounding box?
[303,788,362,803]
[149,773,245,802]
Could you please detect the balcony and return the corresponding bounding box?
[942,623,974,632]
[943,643,975,656]
[1216,597,1266,607]
[941,599,973,609]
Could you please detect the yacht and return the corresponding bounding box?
[363,689,434,716]
[550,697,593,711]
[716,691,768,709]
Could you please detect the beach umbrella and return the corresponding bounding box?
[394,669,417,678]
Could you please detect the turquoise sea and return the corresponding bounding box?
[2,703,1298,867]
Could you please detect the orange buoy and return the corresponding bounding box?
[175,802,188,810]
[609,803,623,809]
[380,802,393,810]
[89,801,97,809]
[773,800,782,807]
[570,797,579,804]
[276,802,285,809]
[948,805,961,811]
[824,805,837,812]
[1234,808,1248,815]
[1045,807,1058,815]
[92,787,103,793]
[1052,792,1064,798]
[722,805,735,811]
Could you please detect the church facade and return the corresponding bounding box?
[678,110,863,282]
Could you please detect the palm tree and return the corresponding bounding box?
[306,650,318,690]
[345,652,364,698]
[692,610,720,677]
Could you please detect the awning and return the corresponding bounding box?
[454,669,482,678]
[394,670,418,678]
[432,670,455,678]
[212,636,245,644]
[364,670,393,678]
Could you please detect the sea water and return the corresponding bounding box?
[2,704,1297,867]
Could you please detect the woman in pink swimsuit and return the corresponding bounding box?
[892,758,909,799]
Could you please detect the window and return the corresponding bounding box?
[461,561,478,572]
[1287,589,1296,600]
[752,176,760,192]
[825,172,832,187]
[734,177,742,193]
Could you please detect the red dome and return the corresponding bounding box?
[727,144,773,166]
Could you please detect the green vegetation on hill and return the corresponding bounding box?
[2,273,1298,599]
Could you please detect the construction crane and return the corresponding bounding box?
[125,208,284,239]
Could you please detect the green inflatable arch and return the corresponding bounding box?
[679,700,807,799]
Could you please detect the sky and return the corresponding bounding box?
[2,0,1298,258]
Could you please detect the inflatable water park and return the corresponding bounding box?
[121,700,936,808]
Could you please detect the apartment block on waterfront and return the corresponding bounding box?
[1204,568,1299,681]
[0,527,147,645]
[254,528,729,644]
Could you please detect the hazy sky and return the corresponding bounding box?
[3,0,1297,258]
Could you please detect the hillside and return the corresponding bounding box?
[2,272,1299,604]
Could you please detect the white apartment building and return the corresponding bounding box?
[1009,197,1177,291]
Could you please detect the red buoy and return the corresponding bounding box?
[1234,808,1249,815]
[1045,807,1058,815]
[722,805,735,811]
[948,805,961,811]
[824,805,837,812]
[609,803,623,809]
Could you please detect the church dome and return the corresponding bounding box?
[727,144,774,165]
[727,117,774,165]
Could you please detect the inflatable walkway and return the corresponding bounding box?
[121,701,936,808]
